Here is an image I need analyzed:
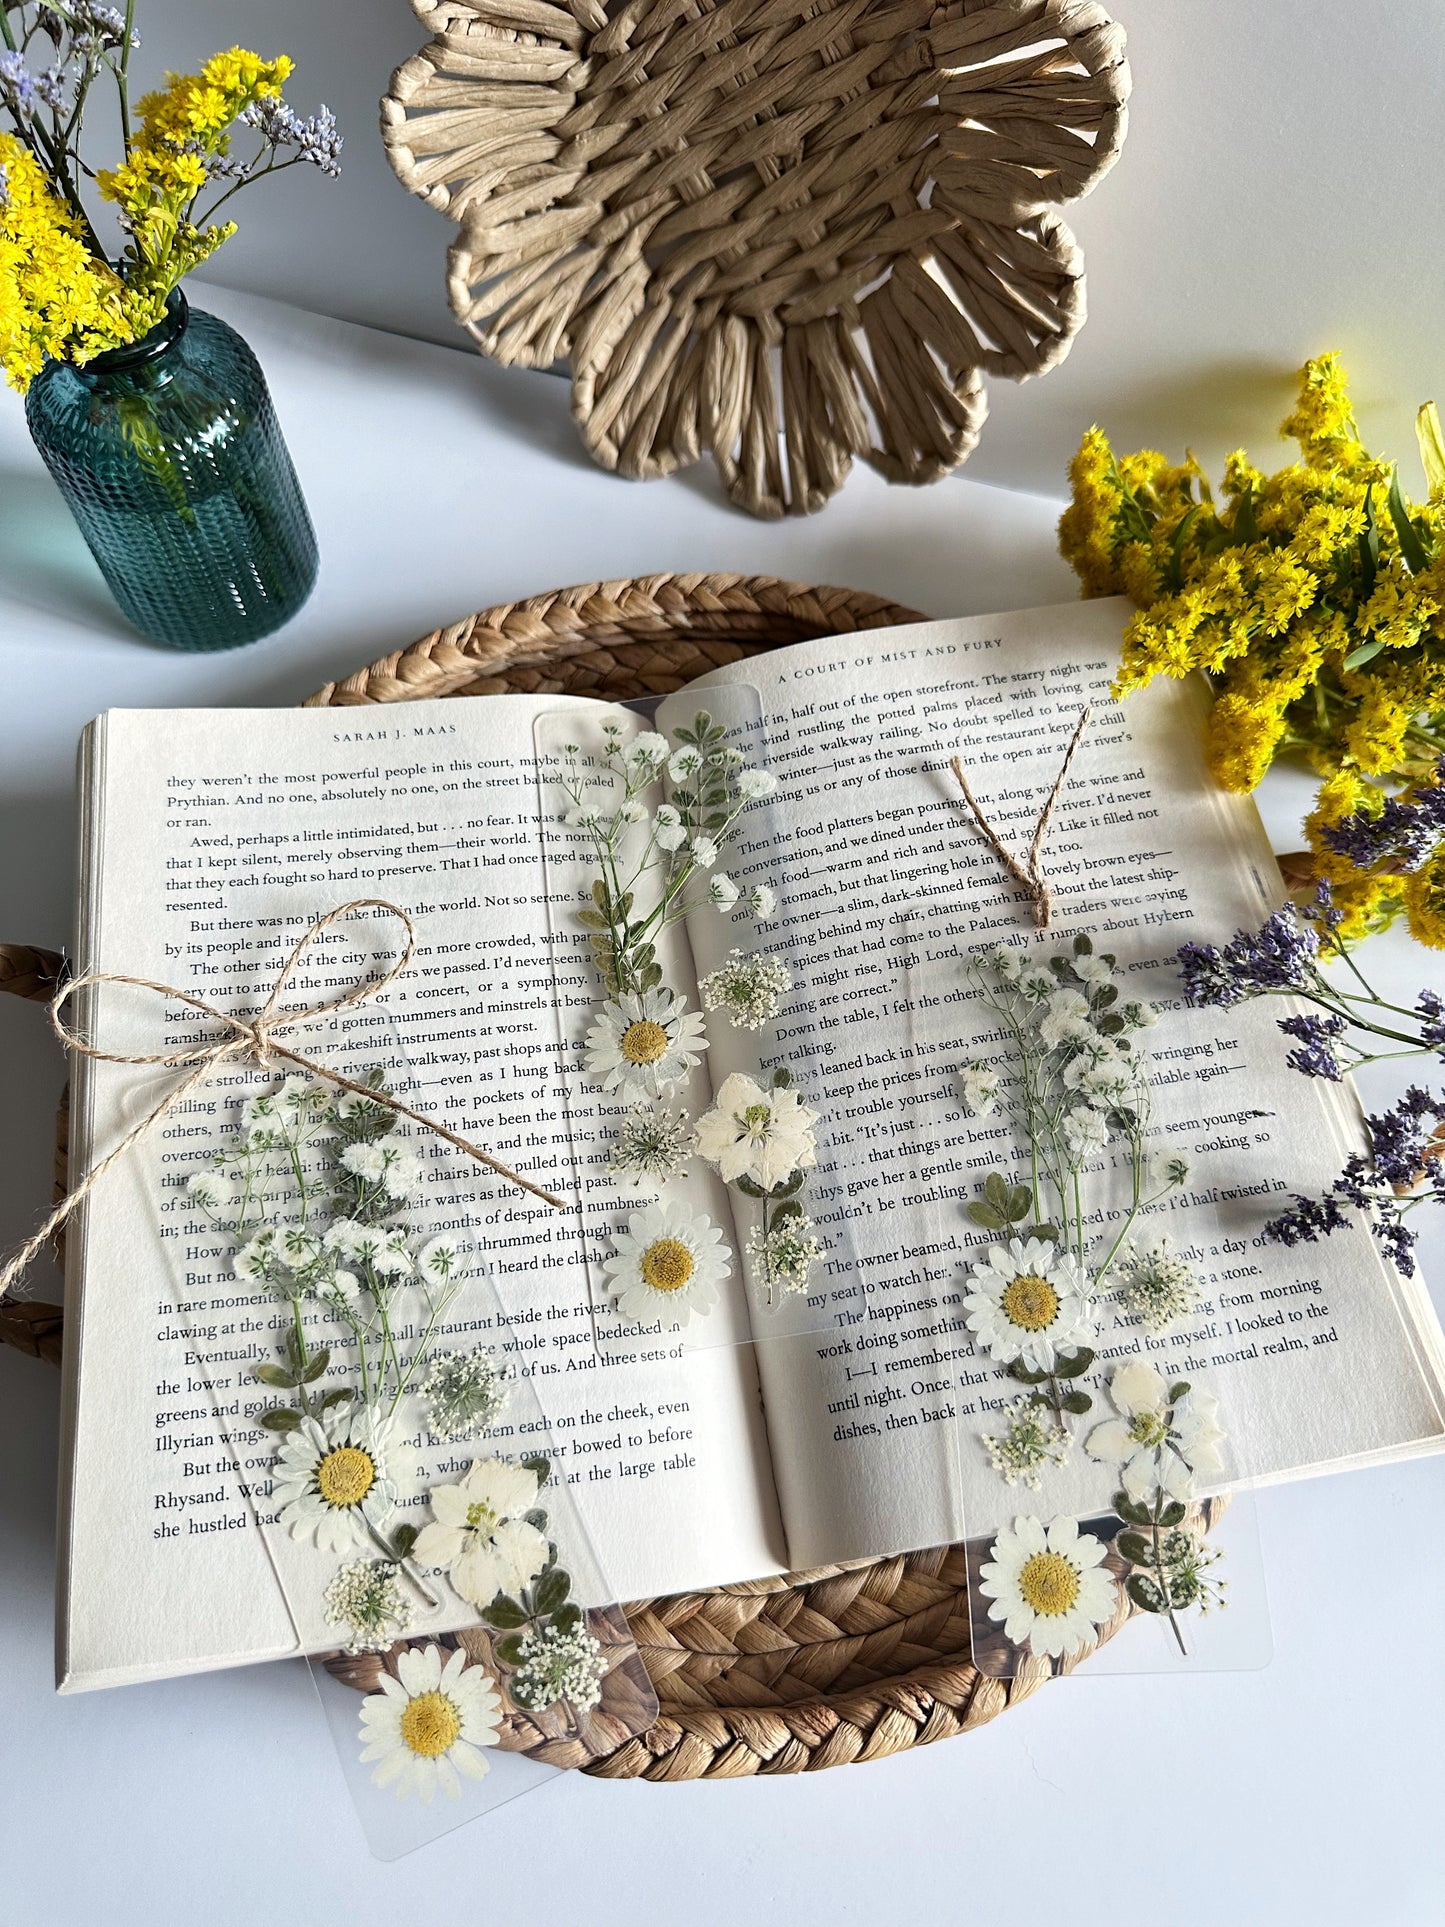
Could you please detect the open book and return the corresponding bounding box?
[58,599,1445,1689]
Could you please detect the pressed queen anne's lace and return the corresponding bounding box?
[325,1558,413,1654]
[508,1622,608,1713]
[699,950,792,1031]
[421,1345,510,1444]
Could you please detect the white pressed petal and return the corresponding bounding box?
[1085,1418,1134,1464]
[1109,1359,1165,1416]
[452,1740,491,1780]
[413,1520,462,1567]
[463,1458,539,1517]
[491,1517,550,1590]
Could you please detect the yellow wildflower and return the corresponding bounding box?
[0,136,130,391]
[1402,849,1445,948]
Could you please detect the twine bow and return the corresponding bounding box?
[949,705,1092,929]
[0,899,565,1304]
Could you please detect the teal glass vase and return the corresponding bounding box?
[24,291,318,651]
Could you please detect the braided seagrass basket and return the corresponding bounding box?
[0,571,1137,1778]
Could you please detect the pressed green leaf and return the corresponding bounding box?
[1159,1500,1188,1528]
[1358,483,1380,597]
[258,1407,302,1432]
[735,1175,766,1199]
[1092,983,1119,1009]
[1060,1389,1092,1415]
[577,908,609,930]
[254,1361,297,1389]
[1115,1530,1154,1566]
[552,1602,582,1634]
[770,1170,804,1199]
[1073,933,1093,956]
[1049,955,1075,981]
[1004,1184,1032,1223]
[1053,1347,1095,1378]
[521,1454,552,1486]
[1027,1223,1063,1244]
[534,1566,571,1616]
[494,1635,526,1668]
[320,1388,354,1411]
[967,1201,1005,1230]
[1097,1013,1127,1035]
[591,878,607,909]
[482,1594,529,1630]
[1006,1360,1049,1387]
[1167,1379,1192,1404]
[390,1524,418,1559]
[1126,1574,1165,1613]
[1231,486,1261,546]
[523,1508,549,1530]
[771,1067,793,1089]
[984,1172,1009,1211]
[301,1348,331,1383]
[1114,1494,1152,1526]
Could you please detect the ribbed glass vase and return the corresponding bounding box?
[24,291,318,651]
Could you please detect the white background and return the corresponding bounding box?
[0,287,1442,1925]
[58,0,1445,495]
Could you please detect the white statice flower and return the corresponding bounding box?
[413,1459,549,1607]
[1086,1361,1226,1503]
[744,884,777,920]
[509,1622,608,1713]
[583,988,709,1101]
[963,1236,1094,1373]
[652,804,687,852]
[959,1061,1000,1117]
[668,745,704,782]
[274,1404,414,1556]
[699,950,792,1031]
[736,767,779,801]
[421,1345,510,1444]
[1062,1105,1108,1161]
[1112,1235,1200,1332]
[415,1234,465,1289]
[1147,1150,1191,1192]
[325,1558,414,1654]
[707,872,740,911]
[694,1072,818,1190]
[602,1198,731,1324]
[358,1644,502,1802]
[1017,964,1058,1002]
[689,833,719,868]
[981,1395,1071,1490]
[1038,989,1092,1048]
[1073,952,1114,985]
[746,1210,823,1296]
[978,1515,1118,1659]
[609,1105,693,1188]
[626,730,669,771]
[234,1227,279,1284]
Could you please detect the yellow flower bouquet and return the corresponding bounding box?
[1059,356,1445,947]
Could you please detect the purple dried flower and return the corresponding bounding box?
[242,96,343,177]
[0,49,38,111]
[1419,989,1445,1057]
[1278,1011,1346,1079]
[1178,903,1320,1008]
[1264,1189,1352,1249]
[1367,1085,1443,1188]
[1321,755,1445,875]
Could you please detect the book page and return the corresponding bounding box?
[687,602,1445,1563]
[60,696,785,1691]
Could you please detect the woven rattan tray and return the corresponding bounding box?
[1,571,1134,1778]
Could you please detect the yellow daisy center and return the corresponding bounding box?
[1001,1273,1060,1331]
[465,1500,498,1533]
[640,1237,695,1293]
[1018,1550,1081,1617]
[315,1444,376,1508]
[399,1689,462,1759]
[621,1019,669,1065]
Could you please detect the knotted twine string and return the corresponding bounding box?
[949,705,1093,929]
[0,898,565,1304]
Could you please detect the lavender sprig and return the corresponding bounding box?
[1322,754,1445,875]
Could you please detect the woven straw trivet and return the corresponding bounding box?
[383,0,1130,517]
[1,571,1140,1778]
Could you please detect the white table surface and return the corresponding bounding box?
[1,287,1441,1927]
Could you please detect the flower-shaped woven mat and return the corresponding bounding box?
[0,573,1174,1779]
[383,0,1130,516]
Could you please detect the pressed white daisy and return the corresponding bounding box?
[1086,1361,1226,1503]
[1062,1105,1108,1161]
[707,873,740,911]
[325,1558,413,1654]
[652,805,687,852]
[415,1233,465,1289]
[358,1644,502,1802]
[1038,988,1092,1047]
[509,1622,608,1713]
[690,833,719,869]
[420,1344,510,1444]
[736,767,779,801]
[413,1459,549,1607]
[583,988,709,1102]
[602,1198,731,1324]
[699,950,792,1031]
[963,1236,1094,1373]
[609,1105,693,1188]
[694,1072,818,1190]
[273,1404,413,1556]
[978,1515,1118,1659]
[744,884,777,920]
[1112,1235,1200,1331]
[959,1061,1000,1116]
